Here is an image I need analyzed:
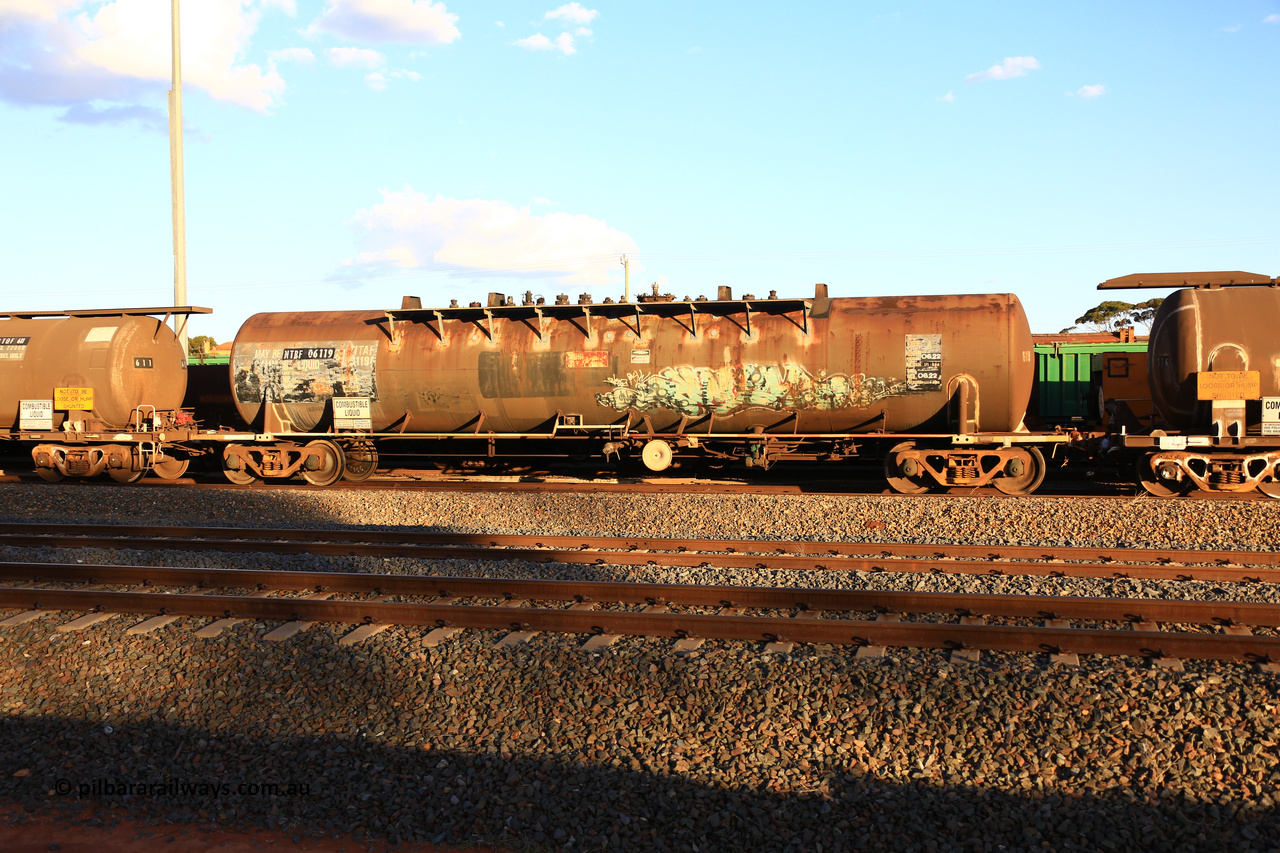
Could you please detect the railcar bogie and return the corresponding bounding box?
[882,439,1050,495]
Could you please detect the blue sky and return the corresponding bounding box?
[3,0,1278,343]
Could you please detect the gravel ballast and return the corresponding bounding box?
[1,482,1278,852]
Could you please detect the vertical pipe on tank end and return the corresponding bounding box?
[169,0,188,358]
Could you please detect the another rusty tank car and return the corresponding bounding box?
[0,308,206,482]
[1098,272,1280,497]
[1146,285,1280,432]
[222,286,1050,492]
[0,313,188,428]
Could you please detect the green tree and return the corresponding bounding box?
[188,335,218,356]
[1068,298,1164,333]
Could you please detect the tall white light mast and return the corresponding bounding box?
[169,0,188,356]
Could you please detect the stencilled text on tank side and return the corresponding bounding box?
[0,337,30,361]
[904,334,942,391]
[596,364,910,417]
[232,342,378,404]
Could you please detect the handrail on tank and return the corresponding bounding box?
[131,405,158,432]
[382,297,815,339]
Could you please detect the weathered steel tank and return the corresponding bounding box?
[0,313,188,429]
[230,289,1034,435]
[1147,285,1280,431]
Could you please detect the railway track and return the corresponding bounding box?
[0,561,1277,667]
[2,470,1265,500]
[3,522,1279,584]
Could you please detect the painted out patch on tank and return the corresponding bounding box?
[905,334,942,391]
[0,336,30,361]
[232,341,378,404]
[565,351,609,369]
[479,351,614,399]
[596,364,910,417]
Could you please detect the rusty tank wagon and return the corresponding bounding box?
[221,285,1056,492]
[0,308,207,482]
[1099,271,1280,498]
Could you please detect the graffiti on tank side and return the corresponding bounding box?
[595,364,911,416]
[232,341,379,404]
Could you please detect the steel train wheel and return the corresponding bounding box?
[1259,482,1280,500]
[302,439,345,486]
[993,447,1047,496]
[1136,453,1190,497]
[108,466,146,484]
[221,445,258,485]
[152,457,190,480]
[884,441,930,495]
[341,446,378,481]
[35,468,64,483]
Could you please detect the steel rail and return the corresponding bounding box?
[0,584,1275,664]
[3,561,1280,627]
[1,524,1277,583]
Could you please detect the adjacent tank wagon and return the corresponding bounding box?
[1100,271,1280,497]
[0,308,206,482]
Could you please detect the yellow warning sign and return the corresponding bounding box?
[1196,371,1260,401]
[54,387,95,410]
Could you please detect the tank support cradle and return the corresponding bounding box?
[885,444,1047,495]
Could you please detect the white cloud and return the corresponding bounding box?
[0,0,81,24]
[343,189,640,286]
[515,3,597,56]
[516,32,576,55]
[938,91,955,103]
[326,46,386,69]
[1073,84,1107,99]
[1221,23,1242,33]
[545,3,598,25]
[1265,14,1280,23]
[516,33,552,50]
[965,56,1040,84]
[365,68,421,90]
[270,47,316,64]
[0,0,286,113]
[310,0,460,45]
